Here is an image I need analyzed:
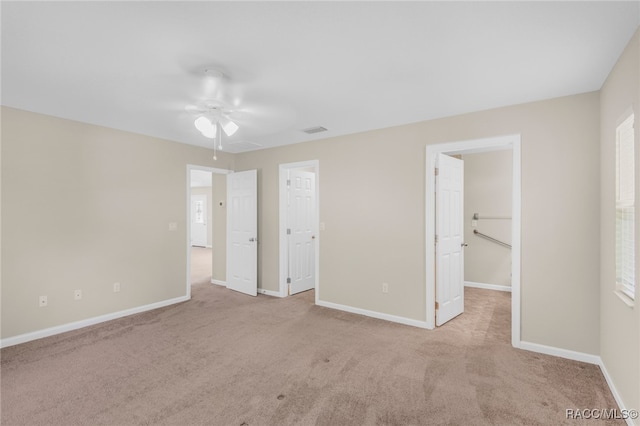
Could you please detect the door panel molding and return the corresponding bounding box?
[279,160,320,300]
[435,153,465,325]
[226,169,258,296]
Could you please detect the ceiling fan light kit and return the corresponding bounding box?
[221,119,238,136]
[194,116,217,139]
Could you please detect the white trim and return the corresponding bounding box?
[613,290,635,307]
[616,105,635,127]
[278,160,320,300]
[598,360,636,426]
[0,296,189,349]
[211,279,226,286]
[519,341,600,365]
[518,342,636,424]
[426,134,522,349]
[187,164,232,300]
[464,281,512,292]
[258,288,284,298]
[316,300,430,329]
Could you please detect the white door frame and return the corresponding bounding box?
[279,160,320,299]
[425,134,521,348]
[186,164,232,300]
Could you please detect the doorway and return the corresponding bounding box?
[279,160,320,298]
[425,135,521,348]
[186,165,232,299]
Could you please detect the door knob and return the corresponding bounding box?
[312,235,316,239]
[249,238,257,242]
[461,243,468,247]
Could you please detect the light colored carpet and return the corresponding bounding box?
[190,246,212,285]
[1,286,620,425]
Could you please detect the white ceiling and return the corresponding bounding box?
[2,1,639,153]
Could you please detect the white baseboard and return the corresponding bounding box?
[519,341,600,364]
[522,342,635,425]
[211,279,226,286]
[316,299,430,329]
[258,288,284,297]
[465,281,512,292]
[598,360,636,426]
[0,295,190,349]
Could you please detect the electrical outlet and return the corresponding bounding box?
[74,289,82,300]
[39,295,48,307]
[382,282,389,294]
[113,282,121,293]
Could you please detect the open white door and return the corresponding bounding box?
[226,170,257,296]
[288,170,316,295]
[436,153,464,325]
[190,194,208,247]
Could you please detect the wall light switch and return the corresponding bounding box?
[168,222,178,231]
[74,289,82,300]
[471,220,478,228]
[320,222,326,231]
[39,295,48,307]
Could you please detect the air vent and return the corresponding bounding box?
[302,126,328,134]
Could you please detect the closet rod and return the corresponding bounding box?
[473,230,512,249]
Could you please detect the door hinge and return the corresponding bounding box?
[435,302,439,310]
[287,277,291,284]
[287,228,291,235]
[434,167,439,176]
[435,234,438,244]
[286,179,291,186]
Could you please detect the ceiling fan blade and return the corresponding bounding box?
[185,104,206,115]
[227,104,296,135]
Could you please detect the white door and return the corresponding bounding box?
[226,170,258,296]
[190,194,208,247]
[436,153,465,325]
[288,170,316,295]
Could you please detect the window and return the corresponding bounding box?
[615,112,635,300]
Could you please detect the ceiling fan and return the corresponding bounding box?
[186,102,238,139]
[183,67,296,157]
[185,100,244,159]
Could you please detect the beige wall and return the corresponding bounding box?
[236,91,601,354]
[2,91,603,358]
[599,29,640,414]
[211,173,227,283]
[190,186,213,247]
[1,107,233,339]
[463,151,512,287]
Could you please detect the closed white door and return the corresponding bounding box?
[288,170,316,295]
[436,153,465,325]
[226,170,257,296]
[191,194,208,247]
